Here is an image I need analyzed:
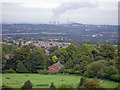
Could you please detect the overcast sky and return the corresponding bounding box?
[1,0,119,25]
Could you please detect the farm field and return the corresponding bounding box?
[2,73,119,88]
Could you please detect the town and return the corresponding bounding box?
[2,37,71,55]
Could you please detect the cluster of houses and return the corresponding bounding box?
[34,41,70,54]
[2,37,71,55]
[2,37,66,73]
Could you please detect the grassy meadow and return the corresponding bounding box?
[2,73,119,88]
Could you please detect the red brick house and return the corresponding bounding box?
[48,61,64,73]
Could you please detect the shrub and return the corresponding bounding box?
[109,74,120,82]
[49,82,56,90]
[21,80,33,89]
[37,70,49,75]
[83,80,100,88]
[105,66,118,78]
[4,69,16,73]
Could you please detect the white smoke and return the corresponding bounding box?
[52,2,98,23]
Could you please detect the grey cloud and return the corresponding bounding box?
[53,2,98,17]
[2,2,53,23]
[1,2,117,25]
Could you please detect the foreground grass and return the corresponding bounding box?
[2,73,119,88]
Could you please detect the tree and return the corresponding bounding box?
[16,61,27,73]
[28,43,36,50]
[52,48,69,64]
[105,66,118,78]
[25,48,47,72]
[99,44,116,60]
[78,61,88,74]
[66,44,77,59]
[18,40,22,47]
[86,61,106,78]
[2,44,18,55]
[52,56,58,63]
[94,56,104,61]
[48,46,58,53]
[14,45,31,63]
[5,58,16,70]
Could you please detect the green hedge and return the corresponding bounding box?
[74,71,81,75]
[37,70,49,75]
[109,74,120,82]
[63,69,81,75]
[3,69,16,73]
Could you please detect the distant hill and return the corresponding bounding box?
[2,24,118,41]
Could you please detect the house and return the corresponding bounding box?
[48,61,64,73]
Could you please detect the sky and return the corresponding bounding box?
[1,0,119,25]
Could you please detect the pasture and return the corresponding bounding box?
[2,73,119,88]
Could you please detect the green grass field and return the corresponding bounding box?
[2,73,119,88]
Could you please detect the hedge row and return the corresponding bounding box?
[60,69,81,75]
[109,74,120,82]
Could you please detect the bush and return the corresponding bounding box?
[21,80,33,89]
[83,80,100,88]
[37,70,49,75]
[105,66,118,78]
[4,69,16,73]
[49,82,56,90]
[109,74,120,82]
